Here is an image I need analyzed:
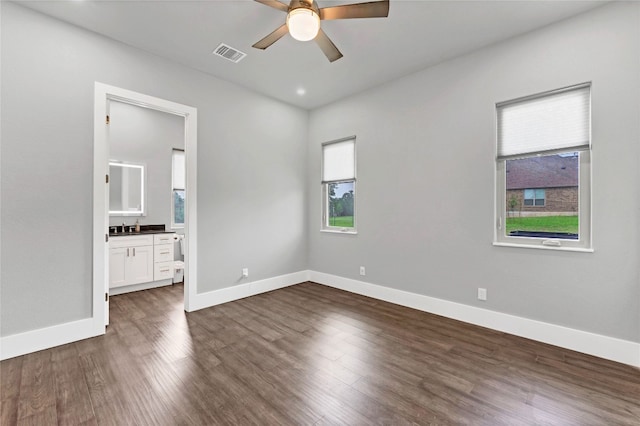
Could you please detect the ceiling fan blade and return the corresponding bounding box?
[314,28,343,62]
[252,23,289,50]
[254,0,290,13]
[320,0,389,20]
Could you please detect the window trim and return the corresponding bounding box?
[494,84,592,252]
[321,137,357,233]
[171,149,185,229]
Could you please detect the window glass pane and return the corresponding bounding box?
[174,190,185,225]
[505,152,579,239]
[327,181,355,228]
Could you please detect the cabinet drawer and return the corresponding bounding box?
[154,233,174,245]
[110,235,153,249]
[154,261,174,281]
[154,244,174,263]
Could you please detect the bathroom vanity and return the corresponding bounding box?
[108,230,175,295]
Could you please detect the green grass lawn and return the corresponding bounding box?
[328,216,354,227]
[506,216,578,234]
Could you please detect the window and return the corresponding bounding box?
[496,84,591,250]
[172,149,185,228]
[322,138,356,232]
[524,189,545,206]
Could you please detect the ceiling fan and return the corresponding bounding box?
[252,0,390,62]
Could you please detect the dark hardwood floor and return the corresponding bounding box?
[1,282,639,425]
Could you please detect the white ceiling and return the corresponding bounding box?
[16,0,607,109]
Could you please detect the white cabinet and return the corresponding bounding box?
[153,234,174,281]
[109,235,155,289]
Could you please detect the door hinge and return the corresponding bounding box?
[106,174,109,184]
[105,233,109,243]
[106,115,110,125]
[105,293,109,302]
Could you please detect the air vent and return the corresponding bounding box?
[213,43,246,63]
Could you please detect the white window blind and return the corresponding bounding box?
[497,84,590,159]
[172,150,185,190]
[322,139,355,183]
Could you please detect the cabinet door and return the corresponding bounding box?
[109,247,128,288]
[127,245,154,285]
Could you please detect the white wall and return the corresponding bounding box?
[307,2,640,342]
[108,100,184,230]
[0,3,308,336]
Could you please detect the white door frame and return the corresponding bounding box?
[93,82,198,333]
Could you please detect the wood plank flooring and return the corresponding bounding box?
[2,282,639,425]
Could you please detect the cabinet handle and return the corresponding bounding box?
[133,247,136,256]
[160,250,170,255]
[160,268,170,273]
[126,248,130,257]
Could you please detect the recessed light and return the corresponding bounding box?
[296,88,306,96]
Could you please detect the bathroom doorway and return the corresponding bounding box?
[93,83,198,330]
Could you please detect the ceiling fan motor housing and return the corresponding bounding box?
[252,0,390,62]
[287,7,321,41]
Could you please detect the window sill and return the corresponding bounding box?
[320,229,358,235]
[493,242,593,253]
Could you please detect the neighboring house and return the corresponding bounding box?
[506,154,579,217]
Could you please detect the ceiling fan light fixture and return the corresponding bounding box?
[286,8,320,42]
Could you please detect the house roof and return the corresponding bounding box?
[506,154,578,190]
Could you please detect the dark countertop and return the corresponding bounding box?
[109,224,173,237]
[109,230,174,237]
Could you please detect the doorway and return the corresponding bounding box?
[93,83,198,332]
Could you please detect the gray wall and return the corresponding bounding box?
[307,2,640,342]
[108,100,184,230]
[0,3,308,336]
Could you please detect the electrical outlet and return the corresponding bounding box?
[242,268,249,278]
[359,266,366,276]
[477,288,487,301]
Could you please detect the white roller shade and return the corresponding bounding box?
[172,150,185,190]
[322,139,355,183]
[497,84,590,159]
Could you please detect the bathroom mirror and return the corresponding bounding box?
[109,161,146,216]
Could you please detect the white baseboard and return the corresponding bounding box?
[0,318,101,361]
[188,270,311,312]
[309,271,640,368]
